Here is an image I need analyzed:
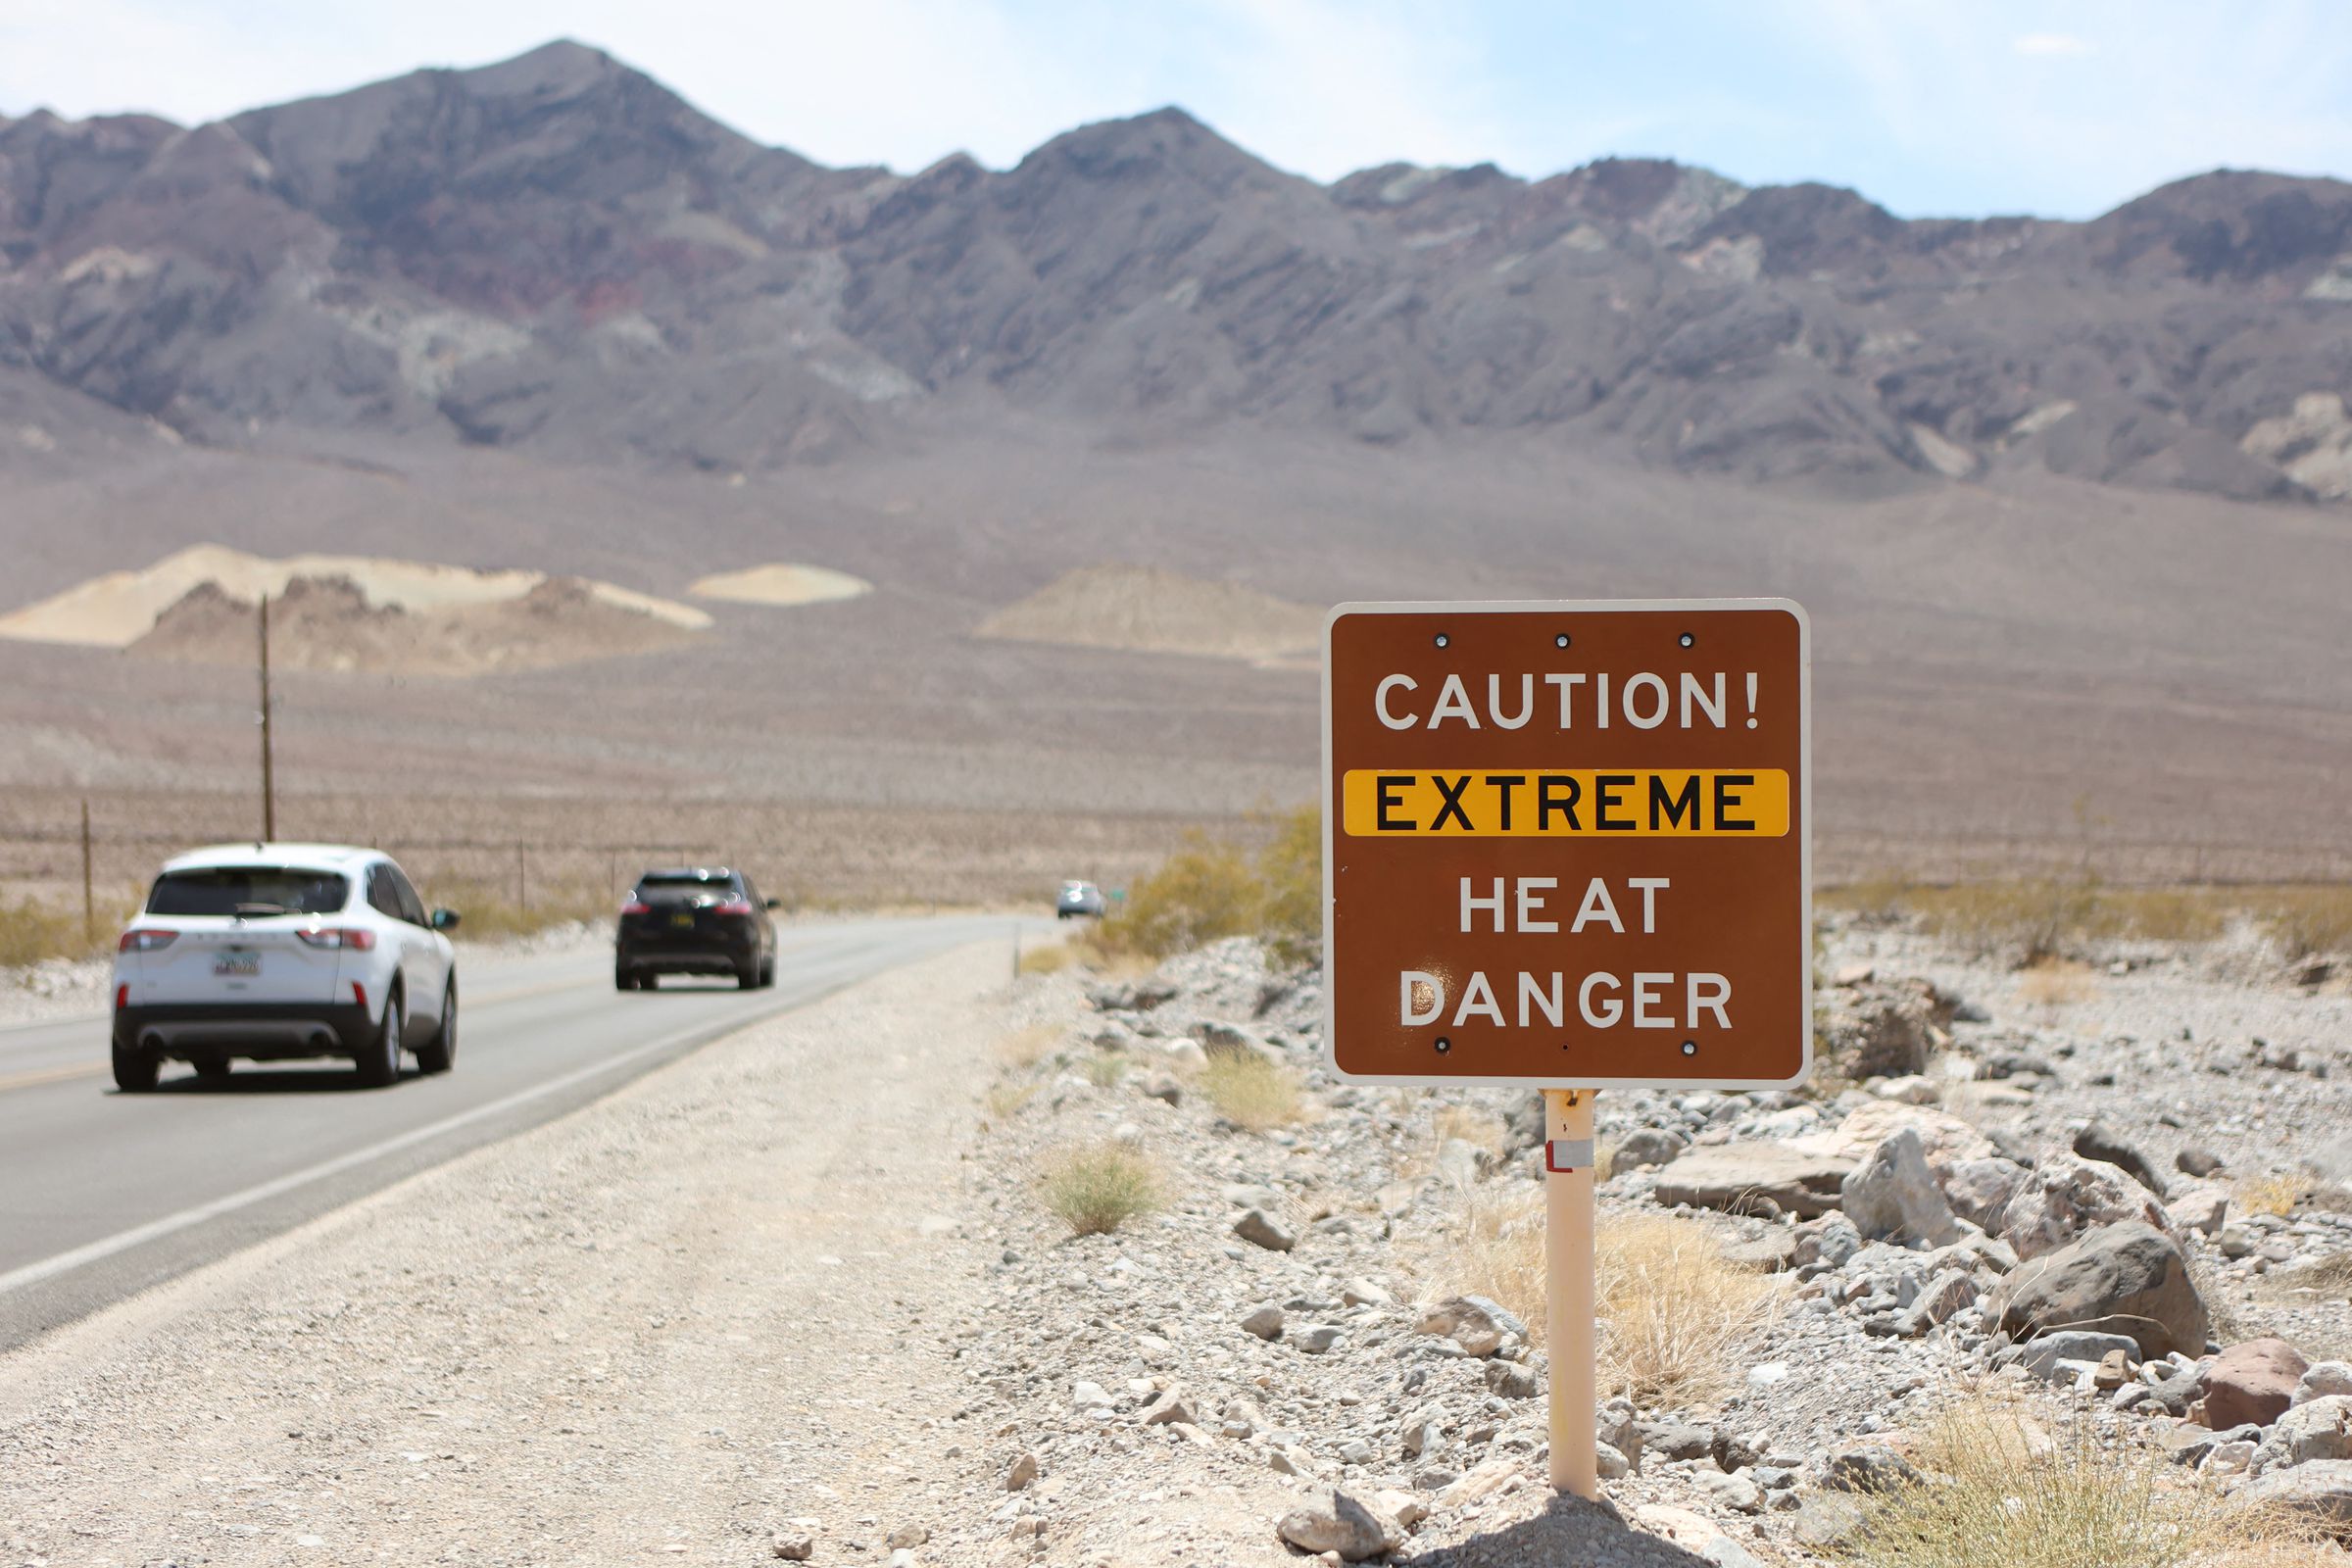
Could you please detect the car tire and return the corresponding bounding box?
[112,1045,159,1093]
[760,956,775,989]
[614,966,636,991]
[416,980,457,1074]
[736,960,760,991]
[356,991,402,1089]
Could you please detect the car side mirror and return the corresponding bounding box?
[431,907,462,931]
[764,897,782,909]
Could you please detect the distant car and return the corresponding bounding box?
[110,843,461,1092]
[615,867,777,990]
[1056,880,1106,919]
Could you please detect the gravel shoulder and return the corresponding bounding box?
[0,941,1009,1566]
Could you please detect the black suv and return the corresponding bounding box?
[615,868,778,990]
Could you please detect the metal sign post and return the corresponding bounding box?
[1321,599,1811,1501]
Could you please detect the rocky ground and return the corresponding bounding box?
[964,915,2352,1565]
[5,915,2350,1567]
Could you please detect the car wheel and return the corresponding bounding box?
[614,967,636,991]
[760,956,776,989]
[356,992,402,1089]
[193,1056,232,1083]
[416,980,457,1074]
[112,1045,159,1093]
[736,960,760,991]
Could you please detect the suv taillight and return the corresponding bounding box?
[119,929,177,953]
[621,901,651,916]
[712,899,755,917]
[296,927,376,951]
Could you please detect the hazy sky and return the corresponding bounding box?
[3,0,2347,218]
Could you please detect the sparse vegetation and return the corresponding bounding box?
[1199,1050,1303,1131]
[1081,1051,1125,1088]
[2238,1171,2307,1219]
[2017,956,2100,1008]
[0,895,109,967]
[1595,1213,1784,1406]
[994,1023,1061,1071]
[1038,1141,1160,1237]
[1823,876,2352,962]
[1435,1104,1509,1157]
[1080,804,1319,964]
[1016,941,1073,976]
[1834,1400,2336,1568]
[423,884,615,942]
[982,1081,1039,1121]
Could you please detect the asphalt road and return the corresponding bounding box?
[0,914,1038,1352]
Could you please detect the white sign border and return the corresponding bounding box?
[1319,597,1814,1092]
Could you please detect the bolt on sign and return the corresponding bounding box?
[1322,600,1811,1088]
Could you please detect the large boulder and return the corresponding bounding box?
[1989,1221,2209,1359]
[2233,1461,2352,1540]
[1945,1156,2030,1230]
[2204,1339,2310,1430]
[1652,1142,1855,1219]
[1820,978,1954,1080]
[1841,1128,1965,1245]
[1274,1492,1396,1560]
[2253,1396,2352,1474]
[1790,1102,1998,1181]
[1997,1152,2172,1259]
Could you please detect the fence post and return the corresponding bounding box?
[80,800,95,949]
[516,842,528,915]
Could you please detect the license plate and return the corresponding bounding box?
[670,911,696,929]
[214,951,261,978]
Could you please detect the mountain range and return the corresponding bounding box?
[6,37,2352,502]
[2,41,2349,896]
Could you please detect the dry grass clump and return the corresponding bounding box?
[2239,1172,2307,1219]
[1428,1198,1779,1405]
[1435,1104,1509,1157]
[0,895,104,967]
[994,1023,1061,1071]
[1082,1051,1126,1088]
[1082,804,1319,965]
[2288,1251,2352,1298]
[1039,1141,1160,1237]
[1200,1051,1303,1131]
[2256,885,2352,960]
[1596,1213,1783,1406]
[1016,941,1073,976]
[430,884,615,941]
[1834,1401,2340,1568]
[1821,877,2352,963]
[2018,956,2100,1008]
[982,1081,1039,1121]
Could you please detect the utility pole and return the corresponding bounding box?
[259,593,275,843]
[79,800,94,949]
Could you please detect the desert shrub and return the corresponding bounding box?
[1082,1051,1125,1088]
[982,1082,1039,1121]
[1200,1051,1302,1131]
[0,896,105,967]
[1017,941,1073,976]
[431,883,614,941]
[2239,1172,2306,1219]
[2256,886,2352,960]
[1085,804,1320,963]
[1595,1213,1783,1406]
[1834,1401,2334,1568]
[1436,1190,1546,1339]
[1039,1142,1159,1236]
[994,1023,1060,1070]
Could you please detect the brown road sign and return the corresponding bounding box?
[1322,600,1811,1088]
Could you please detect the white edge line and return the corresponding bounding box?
[0,1011,741,1299]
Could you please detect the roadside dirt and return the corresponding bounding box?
[0,943,1009,1566]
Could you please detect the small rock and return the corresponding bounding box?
[2177,1148,2226,1179]
[1873,1074,1939,1104]
[1274,1491,1395,1560]
[1235,1208,1298,1251]
[1401,1419,1443,1457]
[2074,1122,2168,1197]
[1071,1380,1114,1411]
[1690,1469,1765,1514]
[1269,1446,1315,1477]
[1639,1420,1717,1463]
[772,1535,814,1562]
[1004,1451,1038,1491]
[1341,1277,1393,1307]
[1594,1441,1631,1480]
[884,1526,928,1550]
[2300,1363,2352,1404]
[1824,1445,1923,1493]
[1140,1389,1197,1426]
[2204,1339,2312,1430]
[2253,1396,2352,1474]
[1241,1303,1286,1341]
[1996,1154,2172,1260]
[1295,1325,1345,1355]
[1414,1296,1525,1356]
[1483,1359,1540,1398]
[1610,1127,1689,1176]
[2094,1348,2132,1390]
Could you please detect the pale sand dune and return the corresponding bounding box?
[689,563,872,607]
[0,544,710,647]
[975,564,1324,663]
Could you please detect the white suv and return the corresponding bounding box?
[111,843,461,1092]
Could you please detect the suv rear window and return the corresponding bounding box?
[636,872,738,897]
[147,868,351,917]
